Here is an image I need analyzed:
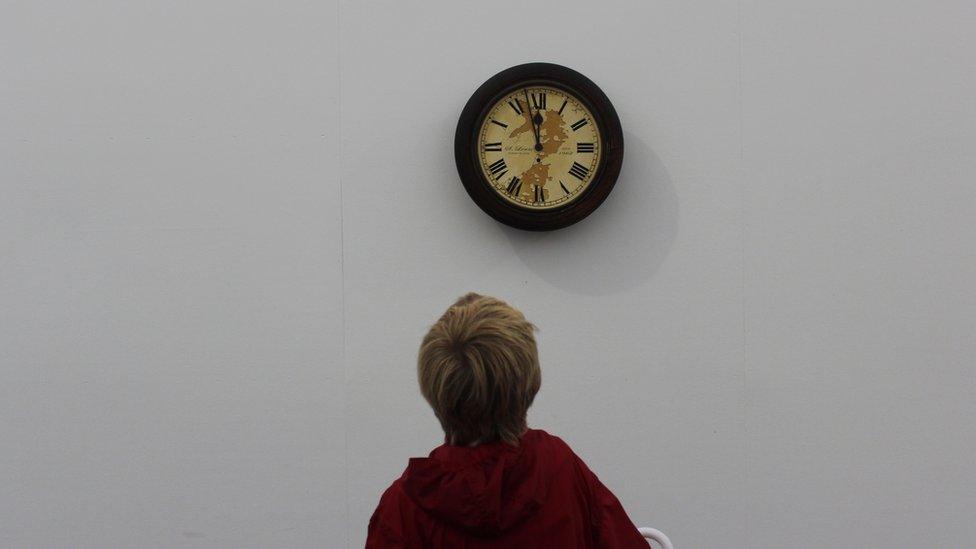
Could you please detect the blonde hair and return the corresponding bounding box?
[418,293,541,446]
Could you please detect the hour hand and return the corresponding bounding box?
[523,89,543,152]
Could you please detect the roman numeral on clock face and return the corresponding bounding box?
[490,119,508,129]
[557,99,568,115]
[531,92,546,111]
[577,142,595,153]
[560,181,570,194]
[506,176,523,196]
[534,185,545,203]
[508,99,523,115]
[488,158,508,178]
[569,162,590,181]
[571,118,588,131]
[484,142,502,152]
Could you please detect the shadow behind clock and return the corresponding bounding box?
[501,133,678,296]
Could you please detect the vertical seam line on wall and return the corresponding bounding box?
[736,0,750,545]
[337,0,349,546]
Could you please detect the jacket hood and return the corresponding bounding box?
[401,430,554,537]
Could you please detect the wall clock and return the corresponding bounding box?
[455,62,624,231]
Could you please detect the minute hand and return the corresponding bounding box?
[523,89,543,152]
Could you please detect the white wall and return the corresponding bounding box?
[1,1,343,546]
[2,1,974,548]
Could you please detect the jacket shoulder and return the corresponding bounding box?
[526,429,574,452]
[527,429,581,463]
[367,478,417,546]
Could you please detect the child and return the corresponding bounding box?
[366,293,649,548]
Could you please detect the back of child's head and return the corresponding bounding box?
[417,293,540,446]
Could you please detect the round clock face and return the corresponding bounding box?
[476,86,602,211]
[456,63,623,231]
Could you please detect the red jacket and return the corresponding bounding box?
[366,429,649,548]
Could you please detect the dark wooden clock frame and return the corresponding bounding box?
[454,62,624,231]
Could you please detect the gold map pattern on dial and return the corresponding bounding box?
[477,86,601,210]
